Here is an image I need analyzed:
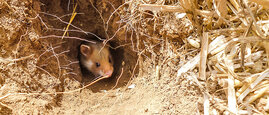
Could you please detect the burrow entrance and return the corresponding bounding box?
[39,0,138,92]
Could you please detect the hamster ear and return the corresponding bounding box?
[80,44,92,56]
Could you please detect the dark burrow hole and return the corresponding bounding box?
[77,36,127,92]
[40,0,138,92]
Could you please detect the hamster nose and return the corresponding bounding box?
[104,70,113,78]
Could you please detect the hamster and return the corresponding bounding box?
[79,41,114,78]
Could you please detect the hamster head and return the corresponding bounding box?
[80,43,114,78]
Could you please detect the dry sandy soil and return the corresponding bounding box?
[0,0,268,115]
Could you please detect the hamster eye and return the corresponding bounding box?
[95,62,100,67]
[109,57,112,63]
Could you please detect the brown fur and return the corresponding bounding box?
[80,42,114,77]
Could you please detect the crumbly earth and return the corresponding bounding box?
[0,0,215,114]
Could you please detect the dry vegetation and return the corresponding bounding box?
[0,0,269,114]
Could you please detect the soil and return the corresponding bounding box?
[0,0,203,114]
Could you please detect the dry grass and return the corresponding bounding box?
[121,0,269,114]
